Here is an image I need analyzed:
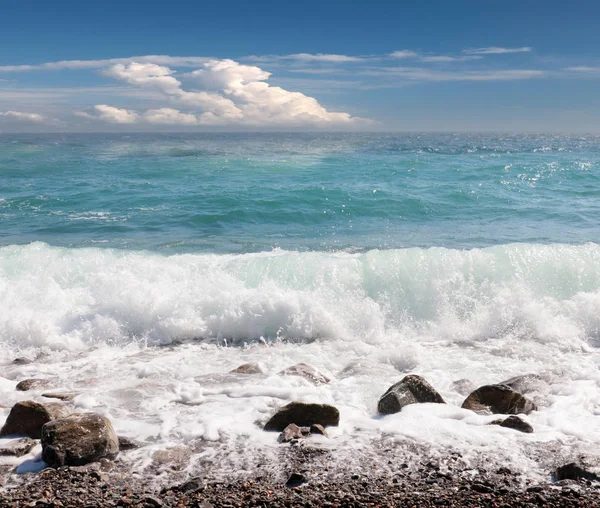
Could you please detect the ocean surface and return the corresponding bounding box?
[1,133,599,480]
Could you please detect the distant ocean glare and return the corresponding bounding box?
[1,133,599,480]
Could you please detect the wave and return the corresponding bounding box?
[1,242,600,351]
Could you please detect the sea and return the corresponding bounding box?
[1,132,599,480]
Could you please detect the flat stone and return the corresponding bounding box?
[0,401,70,438]
[462,384,537,415]
[230,363,263,374]
[41,413,119,467]
[378,375,445,415]
[264,402,340,431]
[16,379,52,391]
[0,437,37,457]
[278,363,330,385]
[42,392,79,401]
[490,415,534,433]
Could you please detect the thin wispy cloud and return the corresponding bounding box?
[463,46,532,55]
[0,56,213,72]
[363,67,546,82]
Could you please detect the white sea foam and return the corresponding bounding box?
[1,242,599,482]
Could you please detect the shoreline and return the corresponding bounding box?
[1,449,599,507]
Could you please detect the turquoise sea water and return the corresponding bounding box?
[2,133,600,478]
[2,133,599,252]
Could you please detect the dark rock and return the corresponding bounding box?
[16,379,52,391]
[472,483,494,493]
[555,463,600,482]
[0,400,70,438]
[41,413,119,467]
[377,375,445,415]
[42,392,79,401]
[278,423,310,443]
[278,363,330,385]
[490,415,533,433]
[0,437,36,457]
[230,363,263,374]
[141,496,163,507]
[165,477,206,494]
[461,384,537,415]
[499,374,543,394]
[452,379,475,396]
[264,402,340,431]
[285,472,307,488]
[310,423,328,437]
[117,435,143,450]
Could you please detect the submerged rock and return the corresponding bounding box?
[264,402,340,431]
[378,375,445,415]
[452,379,475,396]
[41,413,119,467]
[499,374,543,394]
[490,415,533,433]
[230,363,263,374]
[118,435,144,450]
[16,379,52,391]
[285,472,307,488]
[0,401,70,438]
[278,363,330,385]
[12,357,32,365]
[0,437,37,457]
[462,384,537,415]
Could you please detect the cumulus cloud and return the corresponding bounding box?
[463,47,532,55]
[87,58,369,127]
[0,110,48,123]
[77,104,139,124]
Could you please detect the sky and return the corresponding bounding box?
[1,0,599,132]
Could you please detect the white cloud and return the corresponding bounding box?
[0,110,48,123]
[565,66,600,73]
[77,104,139,124]
[389,50,419,59]
[363,67,546,82]
[143,108,199,125]
[463,47,532,55]
[281,53,364,63]
[91,58,369,127]
[420,55,483,62]
[0,56,212,72]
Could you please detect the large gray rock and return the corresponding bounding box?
[264,402,340,431]
[377,375,445,415]
[0,401,70,438]
[41,413,119,467]
[462,384,537,415]
[278,363,330,385]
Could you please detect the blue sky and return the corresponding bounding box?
[1,0,599,132]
